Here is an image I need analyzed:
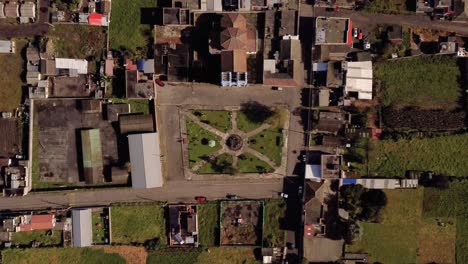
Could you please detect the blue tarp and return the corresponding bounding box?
[342,178,357,185]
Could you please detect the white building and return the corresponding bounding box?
[72,209,92,247]
[0,40,15,53]
[128,132,163,189]
[344,61,373,100]
[55,58,88,74]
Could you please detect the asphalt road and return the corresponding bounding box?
[0,179,283,211]
[302,5,468,36]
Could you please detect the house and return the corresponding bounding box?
[303,181,344,263]
[305,155,343,180]
[344,61,373,100]
[128,133,163,189]
[315,17,352,46]
[263,38,303,87]
[137,59,155,74]
[125,69,155,98]
[219,13,256,53]
[221,50,248,87]
[26,44,40,65]
[4,2,19,18]
[0,40,15,53]
[119,114,154,134]
[55,58,88,75]
[3,166,28,197]
[72,209,92,247]
[20,2,36,19]
[315,111,348,134]
[326,61,344,88]
[80,129,103,184]
[169,205,199,247]
[88,13,108,26]
[162,8,190,25]
[155,43,190,82]
[40,59,57,76]
[18,214,56,232]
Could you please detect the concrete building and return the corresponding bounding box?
[72,209,92,247]
[344,61,373,100]
[0,40,15,53]
[128,133,163,189]
[315,17,352,46]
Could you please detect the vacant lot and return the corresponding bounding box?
[263,199,286,247]
[377,56,461,110]
[0,118,20,158]
[187,120,222,167]
[99,246,148,264]
[111,203,166,244]
[193,111,231,132]
[418,217,456,264]
[221,201,262,246]
[348,189,424,263]
[11,230,62,247]
[382,108,466,131]
[147,249,202,264]
[0,39,26,112]
[2,248,125,264]
[48,25,106,60]
[147,248,258,264]
[109,0,155,55]
[198,202,220,246]
[368,134,468,177]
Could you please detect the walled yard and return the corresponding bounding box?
[33,99,120,188]
[220,201,262,246]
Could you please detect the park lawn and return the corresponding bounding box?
[0,39,26,112]
[249,127,283,166]
[111,203,166,244]
[193,110,232,132]
[196,247,259,264]
[376,55,461,110]
[417,217,456,264]
[1,248,125,264]
[198,202,219,246]
[238,153,274,173]
[48,24,106,60]
[197,153,233,174]
[187,120,222,167]
[367,134,468,177]
[109,0,154,55]
[347,188,424,264]
[237,111,263,133]
[263,199,286,247]
[92,211,106,244]
[11,230,62,246]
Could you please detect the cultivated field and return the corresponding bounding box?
[0,39,26,112]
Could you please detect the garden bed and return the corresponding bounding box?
[382,108,465,131]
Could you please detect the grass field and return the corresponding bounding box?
[147,248,258,264]
[49,25,106,60]
[2,248,125,264]
[11,230,62,246]
[193,111,231,132]
[187,120,222,167]
[249,127,283,165]
[92,211,106,244]
[0,39,26,112]
[417,217,456,264]
[238,153,274,173]
[111,99,150,114]
[237,111,264,133]
[367,134,468,177]
[111,203,166,244]
[109,0,155,56]
[376,56,461,110]
[423,180,468,263]
[263,199,286,247]
[348,189,424,263]
[198,202,219,246]
[197,153,233,174]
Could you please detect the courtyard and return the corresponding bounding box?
[181,103,289,178]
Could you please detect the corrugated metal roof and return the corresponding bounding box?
[0,40,13,53]
[72,209,92,247]
[128,132,163,189]
[20,2,35,18]
[55,58,88,74]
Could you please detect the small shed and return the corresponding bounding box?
[4,2,19,18]
[0,40,14,53]
[137,59,155,74]
[72,209,92,247]
[88,13,103,26]
[20,2,36,19]
[105,59,114,77]
[128,132,163,189]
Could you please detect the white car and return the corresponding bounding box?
[280,193,289,199]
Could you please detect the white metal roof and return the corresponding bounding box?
[0,40,13,53]
[128,132,163,189]
[55,58,88,74]
[305,164,322,181]
[72,209,92,247]
[345,61,373,99]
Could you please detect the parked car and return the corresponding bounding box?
[155,79,165,87]
[272,86,283,91]
[195,196,207,203]
[280,192,289,199]
[353,28,359,38]
[226,193,238,199]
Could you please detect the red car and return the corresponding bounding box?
[155,79,165,87]
[195,196,207,203]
